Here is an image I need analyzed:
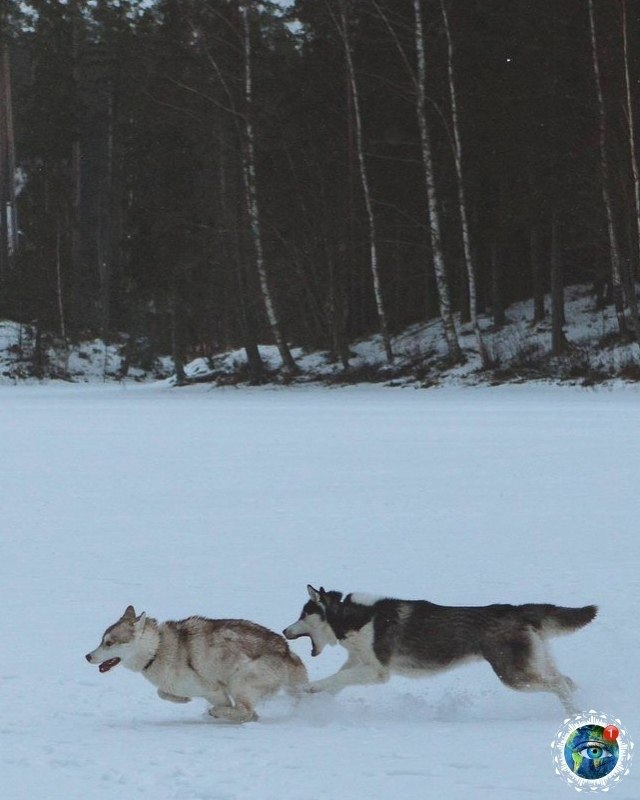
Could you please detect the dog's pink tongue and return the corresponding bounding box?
[99,658,121,673]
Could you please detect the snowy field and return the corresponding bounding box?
[1,383,639,799]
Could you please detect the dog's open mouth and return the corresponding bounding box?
[98,658,121,673]
[292,633,319,657]
[284,629,320,657]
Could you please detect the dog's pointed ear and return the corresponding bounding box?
[307,585,322,604]
[135,612,147,629]
[123,605,136,620]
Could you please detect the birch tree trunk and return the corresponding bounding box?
[240,2,298,375]
[588,0,634,339]
[69,0,82,326]
[0,71,9,303]
[622,0,640,280]
[99,85,115,338]
[527,168,546,323]
[530,222,546,322]
[3,36,16,253]
[0,17,14,302]
[327,249,350,368]
[490,241,506,328]
[171,280,187,386]
[217,127,265,384]
[440,0,486,365]
[413,0,462,362]
[550,210,567,355]
[55,224,66,339]
[336,1,393,364]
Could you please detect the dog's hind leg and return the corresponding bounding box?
[548,677,578,715]
[209,670,285,723]
[483,630,578,713]
[209,698,259,724]
[538,638,579,714]
[209,684,264,723]
[205,686,237,719]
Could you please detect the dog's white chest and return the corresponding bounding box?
[342,621,376,662]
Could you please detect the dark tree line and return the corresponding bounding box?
[0,0,639,379]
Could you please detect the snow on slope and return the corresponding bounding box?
[173,284,640,387]
[3,284,640,386]
[1,383,639,799]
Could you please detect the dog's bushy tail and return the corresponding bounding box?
[285,651,309,693]
[538,604,598,637]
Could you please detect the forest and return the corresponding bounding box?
[0,0,639,383]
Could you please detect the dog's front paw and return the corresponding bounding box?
[306,682,326,694]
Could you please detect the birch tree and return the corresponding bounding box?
[55,226,66,338]
[413,0,462,362]
[588,0,639,339]
[550,210,567,355]
[69,0,83,323]
[440,0,486,365]
[490,242,506,328]
[529,217,546,323]
[177,6,267,383]
[0,2,17,300]
[240,1,298,374]
[332,0,393,364]
[218,126,265,385]
[622,0,640,278]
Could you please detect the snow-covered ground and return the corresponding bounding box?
[1,383,638,799]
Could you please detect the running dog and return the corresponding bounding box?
[87,605,308,723]
[283,586,597,712]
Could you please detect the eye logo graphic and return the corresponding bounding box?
[551,711,633,791]
[564,724,618,779]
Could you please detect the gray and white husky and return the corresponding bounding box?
[283,586,597,712]
[86,605,308,723]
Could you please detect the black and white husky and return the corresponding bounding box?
[283,586,597,712]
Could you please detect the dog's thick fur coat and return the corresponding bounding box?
[283,586,597,712]
[87,605,308,723]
